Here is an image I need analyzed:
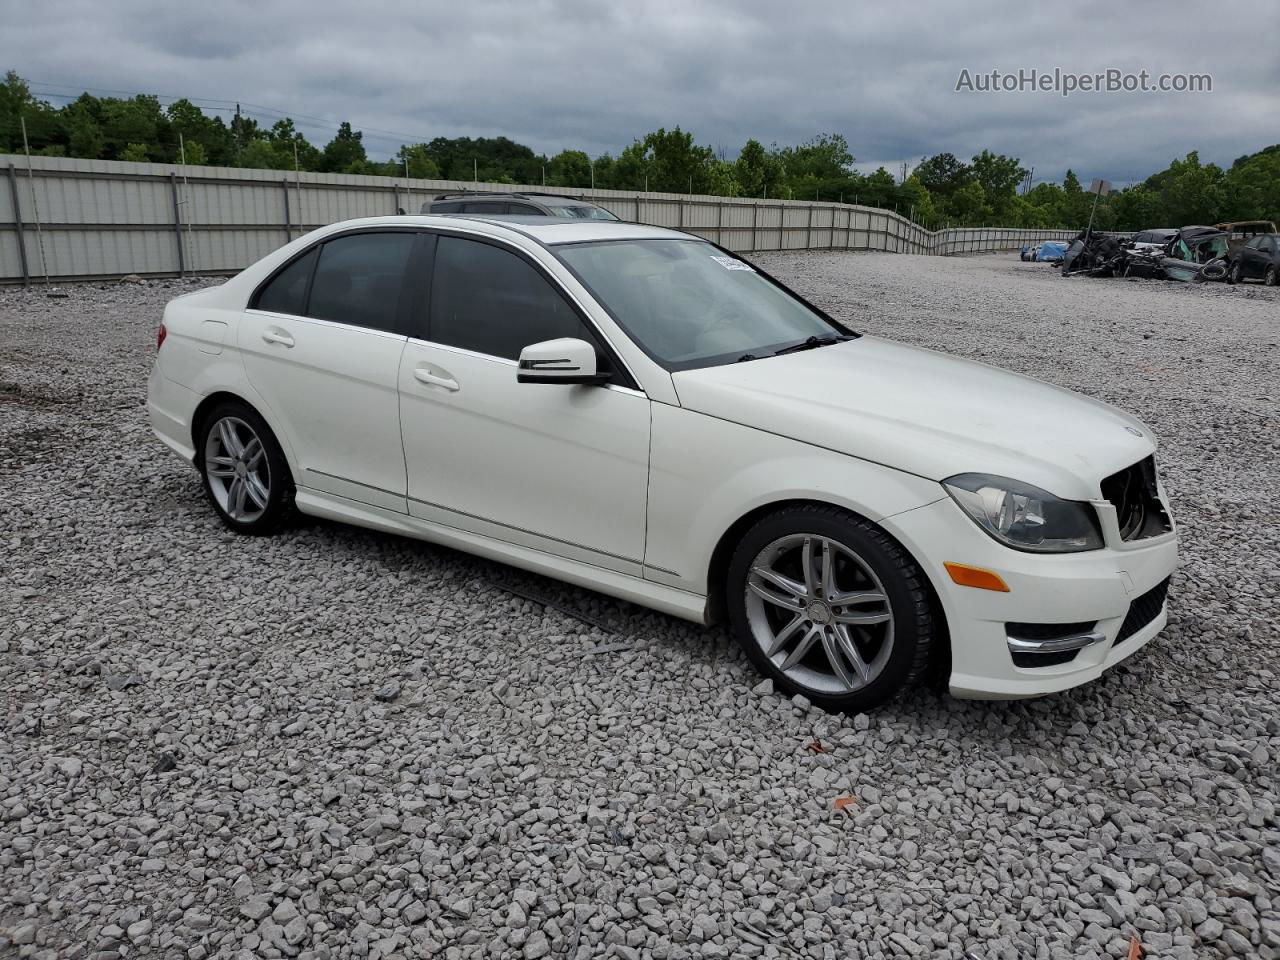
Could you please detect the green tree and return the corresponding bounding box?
[393,143,440,179]
[734,139,784,198]
[100,96,165,160]
[947,180,992,225]
[915,152,972,198]
[1060,170,1091,228]
[120,142,150,162]
[1219,145,1280,225]
[180,139,207,165]
[970,150,1027,221]
[547,149,591,188]
[321,122,368,173]
[616,127,724,194]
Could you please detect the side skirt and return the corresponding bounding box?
[294,487,710,625]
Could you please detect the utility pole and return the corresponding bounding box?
[20,116,49,285]
[293,141,302,228]
[178,133,193,265]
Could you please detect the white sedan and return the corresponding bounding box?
[148,216,1178,711]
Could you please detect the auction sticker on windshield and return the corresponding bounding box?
[710,255,754,271]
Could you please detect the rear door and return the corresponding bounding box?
[239,230,421,512]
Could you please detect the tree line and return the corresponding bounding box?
[1,72,1275,231]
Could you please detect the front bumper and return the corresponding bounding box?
[883,496,1178,699]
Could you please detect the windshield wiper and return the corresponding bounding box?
[773,334,850,356]
[736,353,760,362]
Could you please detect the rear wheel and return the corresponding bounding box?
[726,505,934,712]
[197,401,294,535]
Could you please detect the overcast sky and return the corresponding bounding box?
[5,0,1277,186]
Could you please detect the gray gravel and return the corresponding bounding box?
[1,254,1277,960]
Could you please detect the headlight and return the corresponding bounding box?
[943,474,1104,553]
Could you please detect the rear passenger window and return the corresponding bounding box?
[432,201,464,213]
[429,236,593,360]
[307,233,415,333]
[254,248,317,315]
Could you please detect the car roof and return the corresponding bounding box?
[320,215,696,246]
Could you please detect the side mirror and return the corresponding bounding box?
[517,338,609,385]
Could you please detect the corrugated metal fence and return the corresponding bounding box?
[0,154,1073,284]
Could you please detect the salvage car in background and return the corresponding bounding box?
[423,191,619,220]
[1130,228,1177,253]
[1215,219,1277,255]
[1159,226,1230,283]
[149,216,1178,712]
[1229,232,1279,285]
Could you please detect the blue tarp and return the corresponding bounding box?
[1036,241,1068,261]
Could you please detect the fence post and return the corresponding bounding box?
[393,183,401,214]
[678,198,684,231]
[6,164,30,287]
[806,204,814,250]
[169,173,186,278]
[282,178,292,243]
[716,201,723,247]
[751,201,759,253]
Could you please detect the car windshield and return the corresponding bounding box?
[545,204,618,221]
[555,239,845,370]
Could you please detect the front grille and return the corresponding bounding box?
[1101,456,1172,541]
[1115,577,1171,644]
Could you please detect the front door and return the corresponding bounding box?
[398,233,650,574]
[239,231,419,513]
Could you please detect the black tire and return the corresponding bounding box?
[1228,261,1242,285]
[195,400,295,535]
[726,504,934,713]
[1266,265,1277,287]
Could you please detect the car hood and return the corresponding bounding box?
[670,337,1155,501]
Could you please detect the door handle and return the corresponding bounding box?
[414,367,459,391]
[262,330,295,347]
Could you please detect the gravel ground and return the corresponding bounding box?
[1,254,1276,960]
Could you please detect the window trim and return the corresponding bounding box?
[412,228,641,391]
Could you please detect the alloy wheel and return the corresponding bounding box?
[204,416,271,523]
[744,534,894,694]
[1267,266,1277,287]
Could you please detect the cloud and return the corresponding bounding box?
[5,0,1277,183]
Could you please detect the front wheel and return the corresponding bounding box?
[1228,261,1242,285]
[726,505,935,712]
[1266,265,1277,287]
[197,401,294,535]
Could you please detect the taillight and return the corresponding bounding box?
[157,322,167,351]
